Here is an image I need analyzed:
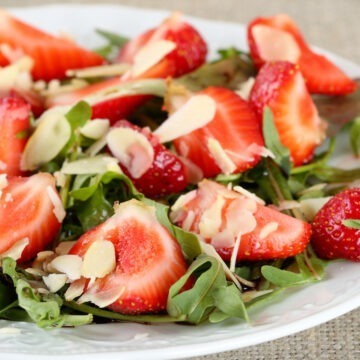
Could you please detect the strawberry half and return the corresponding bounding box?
[70,199,188,314]
[311,188,360,262]
[171,180,311,261]
[0,96,31,176]
[249,61,326,166]
[247,14,357,95]
[108,120,188,198]
[0,9,104,81]
[0,173,63,262]
[172,87,264,178]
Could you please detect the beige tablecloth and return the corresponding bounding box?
[1,1,359,359]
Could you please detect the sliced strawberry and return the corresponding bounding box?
[108,120,188,198]
[116,12,207,78]
[249,61,326,166]
[247,14,357,95]
[170,180,311,261]
[0,96,31,176]
[0,9,105,81]
[46,13,207,123]
[70,199,188,314]
[0,173,63,262]
[311,188,360,262]
[172,87,264,178]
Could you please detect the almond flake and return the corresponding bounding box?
[230,233,242,272]
[259,221,279,239]
[43,274,68,293]
[25,267,46,277]
[207,138,237,175]
[49,255,83,281]
[199,196,226,239]
[300,197,332,221]
[252,24,301,63]
[80,119,110,139]
[181,210,196,232]
[46,185,66,223]
[233,185,266,205]
[64,278,87,301]
[67,63,131,78]
[236,77,255,100]
[106,127,154,179]
[154,95,216,143]
[171,190,197,212]
[0,237,29,261]
[77,285,125,308]
[131,40,176,77]
[81,240,116,279]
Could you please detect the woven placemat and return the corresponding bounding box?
[2,1,360,359]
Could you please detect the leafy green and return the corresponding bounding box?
[350,116,360,157]
[262,107,292,175]
[96,29,128,47]
[167,255,248,324]
[1,258,92,328]
[65,101,92,131]
[342,219,360,229]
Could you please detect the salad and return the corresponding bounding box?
[0,8,359,329]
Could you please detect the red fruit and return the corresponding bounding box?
[0,9,104,81]
[249,61,326,166]
[0,173,63,262]
[117,12,207,78]
[110,120,188,198]
[247,14,357,95]
[173,87,264,178]
[170,180,311,261]
[311,188,360,262]
[0,96,31,176]
[70,199,188,314]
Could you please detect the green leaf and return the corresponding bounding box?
[342,219,360,229]
[262,107,292,174]
[0,281,16,312]
[96,29,128,47]
[1,258,92,328]
[217,47,250,60]
[311,166,360,183]
[65,101,92,131]
[261,265,309,287]
[350,116,360,157]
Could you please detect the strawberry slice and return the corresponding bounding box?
[47,13,207,123]
[70,199,188,314]
[0,96,31,176]
[108,120,188,198]
[311,188,360,262]
[247,14,357,95]
[170,180,311,261]
[0,9,104,81]
[172,87,264,178]
[249,61,326,166]
[0,173,63,262]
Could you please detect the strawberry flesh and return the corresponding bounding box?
[249,61,326,166]
[0,173,63,262]
[311,188,360,262]
[0,96,31,176]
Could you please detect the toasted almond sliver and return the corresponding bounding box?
[0,237,29,261]
[77,285,125,308]
[46,185,66,223]
[80,119,110,140]
[67,63,131,78]
[81,240,116,279]
[207,138,237,175]
[43,274,68,293]
[49,255,83,281]
[64,278,87,301]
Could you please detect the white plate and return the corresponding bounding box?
[1,4,360,360]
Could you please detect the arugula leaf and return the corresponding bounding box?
[167,255,248,324]
[261,266,310,287]
[350,116,360,157]
[262,107,292,175]
[65,101,92,131]
[1,258,92,328]
[96,29,128,47]
[342,219,360,229]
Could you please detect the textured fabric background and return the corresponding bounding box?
[1,1,359,359]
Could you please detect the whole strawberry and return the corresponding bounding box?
[311,188,360,262]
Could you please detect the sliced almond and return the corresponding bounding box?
[154,95,216,143]
[43,274,68,293]
[106,127,154,179]
[60,155,121,175]
[46,185,66,223]
[233,185,266,205]
[49,255,83,281]
[81,240,116,279]
[64,278,87,301]
[55,241,77,256]
[207,138,237,175]
[67,63,131,78]
[299,197,332,221]
[80,119,110,139]
[21,107,71,171]
[77,285,125,308]
[0,237,29,261]
[171,190,197,212]
[131,40,176,77]
[252,24,301,63]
